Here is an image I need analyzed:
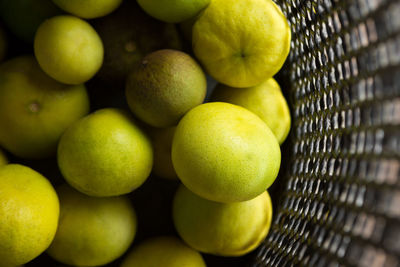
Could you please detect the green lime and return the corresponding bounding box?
[212,78,291,144]
[193,0,291,87]
[172,102,281,203]
[47,184,136,266]
[126,49,206,128]
[0,164,59,266]
[52,0,122,19]
[0,56,90,159]
[137,0,210,23]
[34,15,104,85]
[58,108,153,197]
[121,236,206,267]
[173,185,272,256]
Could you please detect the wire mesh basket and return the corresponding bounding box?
[251,0,400,266]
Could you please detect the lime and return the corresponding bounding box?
[126,49,206,128]
[173,185,272,256]
[172,102,281,203]
[52,0,123,19]
[58,108,153,197]
[93,1,182,88]
[34,15,104,85]
[212,78,291,144]
[192,0,291,87]
[0,56,90,159]
[121,236,206,267]
[137,0,210,23]
[47,184,136,266]
[0,164,59,266]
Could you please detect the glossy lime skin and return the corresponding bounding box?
[137,0,210,23]
[212,78,291,145]
[0,56,90,159]
[173,185,273,256]
[52,0,123,19]
[34,15,104,85]
[47,184,137,266]
[58,108,153,197]
[0,164,59,266]
[172,102,281,203]
[120,236,206,267]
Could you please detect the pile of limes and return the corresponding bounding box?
[0,0,291,266]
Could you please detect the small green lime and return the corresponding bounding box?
[47,184,137,266]
[52,0,123,19]
[120,236,206,267]
[173,185,272,256]
[0,164,59,266]
[34,15,104,85]
[126,49,206,128]
[58,108,153,197]
[137,0,210,23]
[0,56,90,159]
[212,78,291,144]
[192,0,291,87]
[172,102,281,203]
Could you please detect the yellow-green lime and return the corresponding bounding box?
[57,108,153,197]
[137,0,210,23]
[149,127,178,179]
[173,185,272,256]
[47,184,137,266]
[93,1,182,88]
[52,0,123,19]
[34,15,104,85]
[192,0,291,87]
[172,102,281,203]
[120,236,206,267]
[212,78,291,144]
[126,49,206,128]
[0,164,59,266]
[0,56,90,159]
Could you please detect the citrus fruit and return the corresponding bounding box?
[47,184,137,266]
[0,0,62,43]
[173,185,272,257]
[0,56,90,159]
[52,0,123,19]
[149,127,177,179]
[126,49,206,128]
[0,148,7,166]
[192,0,291,87]
[93,0,182,88]
[34,15,104,85]
[121,236,206,267]
[137,0,210,23]
[212,78,291,144]
[57,108,153,197]
[0,164,59,266]
[172,102,281,203]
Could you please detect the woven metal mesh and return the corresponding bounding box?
[251,0,400,266]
